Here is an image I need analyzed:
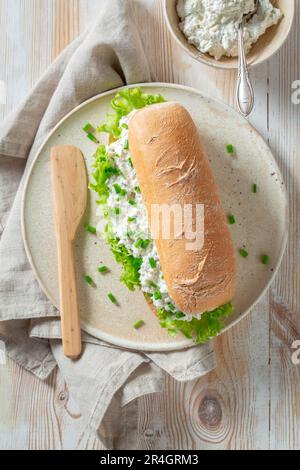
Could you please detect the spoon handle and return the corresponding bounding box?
[236,24,254,117]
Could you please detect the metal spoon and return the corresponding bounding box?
[236,0,259,117]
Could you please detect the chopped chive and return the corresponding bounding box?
[115,207,121,215]
[113,183,122,194]
[128,158,133,168]
[113,183,127,196]
[87,133,99,144]
[135,186,141,193]
[133,320,145,330]
[122,123,129,130]
[148,281,158,289]
[85,224,97,234]
[252,183,257,193]
[261,254,269,265]
[128,199,136,206]
[124,139,129,150]
[167,302,176,311]
[226,144,234,154]
[108,292,117,305]
[86,224,97,234]
[154,291,162,300]
[239,248,249,258]
[84,275,94,286]
[149,257,156,268]
[128,217,136,222]
[227,214,236,225]
[133,320,144,330]
[98,265,109,273]
[135,239,142,248]
[142,240,150,249]
[135,239,151,249]
[104,167,119,177]
[176,312,185,319]
[83,123,95,134]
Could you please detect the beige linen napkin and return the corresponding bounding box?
[0,0,215,447]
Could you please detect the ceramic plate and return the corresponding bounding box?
[22,83,287,351]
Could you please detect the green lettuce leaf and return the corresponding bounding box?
[158,303,233,344]
[105,234,142,291]
[89,145,119,204]
[98,87,166,138]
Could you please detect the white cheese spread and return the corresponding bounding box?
[177,0,282,60]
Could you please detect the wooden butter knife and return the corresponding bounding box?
[51,145,87,359]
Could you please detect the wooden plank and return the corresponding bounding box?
[0,357,15,449]
[0,0,103,451]
[134,308,270,450]
[268,4,300,449]
[0,0,53,121]
[0,357,84,449]
[52,0,80,60]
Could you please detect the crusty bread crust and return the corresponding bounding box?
[128,102,236,315]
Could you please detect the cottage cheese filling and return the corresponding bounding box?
[177,0,282,60]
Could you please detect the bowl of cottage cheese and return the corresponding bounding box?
[164,0,294,69]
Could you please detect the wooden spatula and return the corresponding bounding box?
[51,146,87,359]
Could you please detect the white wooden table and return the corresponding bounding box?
[0,0,299,450]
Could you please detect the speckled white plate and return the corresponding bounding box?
[21,83,288,351]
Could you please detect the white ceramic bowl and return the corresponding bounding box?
[164,0,295,69]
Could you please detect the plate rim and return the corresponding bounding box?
[21,82,289,351]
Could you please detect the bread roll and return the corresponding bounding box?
[128,102,236,315]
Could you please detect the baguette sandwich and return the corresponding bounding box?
[89,88,236,343]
